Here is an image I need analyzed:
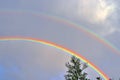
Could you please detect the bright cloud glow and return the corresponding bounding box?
[95,0,115,22]
[77,0,115,23]
[55,0,117,36]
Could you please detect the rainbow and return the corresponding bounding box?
[0,10,120,56]
[0,36,109,80]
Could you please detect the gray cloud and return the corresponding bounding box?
[0,0,120,79]
[54,0,118,36]
[0,11,120,78]
[0,0,119,36]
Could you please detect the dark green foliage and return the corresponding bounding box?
[64,56,90,80]
[96,77,102,80]
[65,56,119,80]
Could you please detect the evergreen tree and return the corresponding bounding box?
[96,77,102,80]
[65,56,118,80]
[64,56,90,80]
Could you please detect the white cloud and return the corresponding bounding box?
[78,0,116,36]
[55,0,117,36]
[93,0,115,22]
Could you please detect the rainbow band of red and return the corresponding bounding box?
[0,36,109,80]
[0,10,119,56]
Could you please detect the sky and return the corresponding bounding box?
[0,0,120,80]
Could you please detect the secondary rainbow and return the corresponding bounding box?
[0,36,109,80]
[0,10,119,56]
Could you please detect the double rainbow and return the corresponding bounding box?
[0,10,119,80]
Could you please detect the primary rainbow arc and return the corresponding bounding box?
[0,36,109,80]
[0,10,119,56]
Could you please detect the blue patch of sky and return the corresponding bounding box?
[0,64,24,80]
[0,0,20,9]
[0,65,5,76]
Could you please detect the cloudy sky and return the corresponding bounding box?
[0,0,120,80]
